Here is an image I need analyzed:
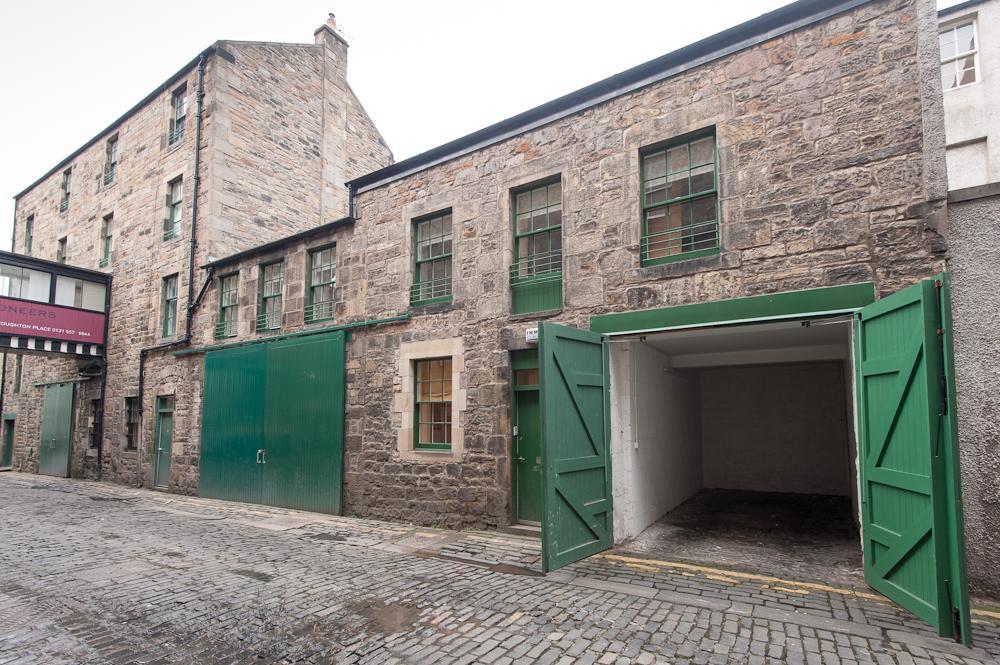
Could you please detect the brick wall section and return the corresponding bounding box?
[2,28,391,488]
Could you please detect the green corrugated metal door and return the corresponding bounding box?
[262,332,345,514]
[856,274,970,644]
[200,345,266,504]
[539,322,612,572]
[1,418,13,469]
[38,382,74,477]
[199,331,345,514]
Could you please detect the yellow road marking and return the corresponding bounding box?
[596,553,999,621]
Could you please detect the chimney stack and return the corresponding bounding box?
[314,11,349,78]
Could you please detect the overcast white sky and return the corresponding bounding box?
[0,0,965,251]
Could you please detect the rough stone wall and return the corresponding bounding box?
[5,29,392,492]
[946,190,1000,598]
[4,58,209,482]
[340,0,948,529]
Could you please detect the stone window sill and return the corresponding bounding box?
[398,448,463,463]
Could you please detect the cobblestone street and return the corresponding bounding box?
[1,473,998,664]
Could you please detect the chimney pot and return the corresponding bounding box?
[327,13,337,30]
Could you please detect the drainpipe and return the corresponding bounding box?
[137,53,208,418]
[93,277,112,480]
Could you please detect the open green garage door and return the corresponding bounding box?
[200,330,346,514]
[856,275,971,644]
[538,322,613,572]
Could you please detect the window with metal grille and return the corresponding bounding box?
[414,357,452,450]
[162,274,178,337]
[411,211,453,305]
[59,169,71,212]
[104,136,118,185]
[257,261,283,331]
[124,397,139,451]
[306,246,335,323]
[215,273,238,338]
[641,133,719,265]
[56,237,67,264]
[100,214,112,267]
[941,20,979,90]
[164,177,183,240]
[169,86,187,144]
[510,180,562,314]
[24,215,33,256]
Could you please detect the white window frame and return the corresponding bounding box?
[940,18,980,91]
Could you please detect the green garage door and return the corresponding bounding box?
[539,322,613,572]
[200,331,346,514]
[38,382,74,477]
[856,275,970,645]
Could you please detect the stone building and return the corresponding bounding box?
[0,0,988,643]
[1,16,391,483]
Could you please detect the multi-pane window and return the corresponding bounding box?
[414,358,453,451]
[257,262,283,331]
[411,211,453,305]
[169,86,187,144]
[510,181,562,314]
[164,178,183,240]
[941,21,979,90]
[59,169,72,212]
[100,214,113,267]
[0,264,50,302]
[306,246,336,323]
[215,273,238,339]
[124,397,140,451]
[162,274,178,337]
[56,237,67,264]
[641,133,719,265]
[90,400,102,449]
[23,215,33,255]
[104,136,118,185]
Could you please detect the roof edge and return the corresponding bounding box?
[939,0,985,18]
[14,43,220,201]
[202,216,354,270]
[346,0,874,193]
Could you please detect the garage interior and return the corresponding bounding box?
[608,318,864,586]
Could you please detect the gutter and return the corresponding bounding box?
[173,314,411,357]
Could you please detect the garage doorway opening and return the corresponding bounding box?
[608,317,863,586]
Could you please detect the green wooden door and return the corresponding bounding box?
[262,331,346,514]
[538,322,612,571]
[514,390,543,523]
[1,418,14,469]
[38,382,74,477]
[200,345,266,504]
[856,274,970,644]
[153,396,174,489]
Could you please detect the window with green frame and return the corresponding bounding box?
[169,86,187,145]
[305,245,335,323]
[414,357,452,450]
[411,211,453,305]
[100,214,112,267]
[257,261,283,331]
[641,132,719,265]
[215,273,238,338]
[164,177,183,241]
[162,274,178,337]
[509,180,562,314]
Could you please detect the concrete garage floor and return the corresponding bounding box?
[619,489,865,588]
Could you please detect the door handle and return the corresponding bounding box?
[261,449,267,465]
[516,456,525,462]
[256,449,262,464]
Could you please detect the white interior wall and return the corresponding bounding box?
[698,362,853,496]
[609,341,702,543]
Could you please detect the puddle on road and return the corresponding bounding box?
[309,533,346,542]
[347,597,421,634]
[231,569,274,582]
